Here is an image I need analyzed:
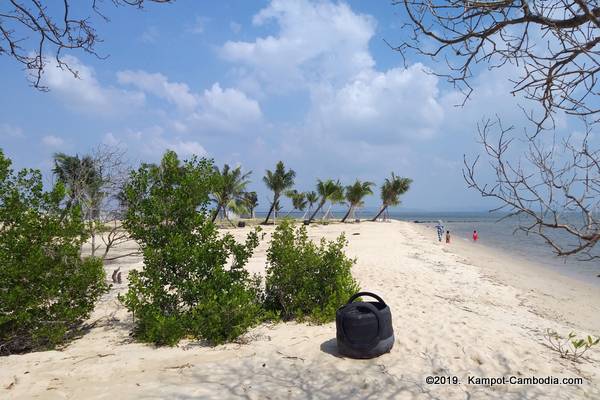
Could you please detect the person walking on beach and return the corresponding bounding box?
[445,230,451,244]
[435,220,444,242]
[472,230,478,242]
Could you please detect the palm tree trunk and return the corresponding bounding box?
[263,199,276,224]
[371,205,387,221]
[211,204,222,222]
[322,204,332,220]
[302,208,309,220]
[341,205,353,223]
[308,200,325,223]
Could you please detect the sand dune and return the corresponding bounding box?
[1,220,599,399]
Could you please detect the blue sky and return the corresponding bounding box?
[0,0,583,211]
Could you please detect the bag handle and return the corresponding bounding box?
[347,292,386,305]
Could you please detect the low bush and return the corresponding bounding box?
[119,151,264,345]
[0,150,108,355]
[265,220,359,322]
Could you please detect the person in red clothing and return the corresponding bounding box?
[445,230,451,243]
[472,230,478,242]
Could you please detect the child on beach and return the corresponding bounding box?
[445,230,451,244]
[473,230,478,242]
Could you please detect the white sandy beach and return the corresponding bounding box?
[1,220,599,399]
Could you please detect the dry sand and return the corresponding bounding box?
[1,220,599,399]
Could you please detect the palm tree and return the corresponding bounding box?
[53,152,102,215]
[243,191,258,218]
[285,190,307,217]
[303,191,318,220]
[262,161,296,224]
[371,173,412,221]
[341,180,374,223]
[211,164,251,223]
[308,179,343,223]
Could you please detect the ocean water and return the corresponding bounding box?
[256,210,600,286]
[387,211,600,287]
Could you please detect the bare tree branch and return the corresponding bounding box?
[0,0,173,90]
[394,0,600,132]
[463,116,600,260]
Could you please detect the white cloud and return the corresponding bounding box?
[117,70,199,111]
[0,123,24,138]
[187,83,262,133]
[309,65,443,142]
[220,0,442,144]
[42,55,145,114]
[221,0,375,93]
[42,135,64,147]
[122,126,208,159]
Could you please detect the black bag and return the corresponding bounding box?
[335,292,394,359]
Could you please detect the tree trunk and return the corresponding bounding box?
[371,205,387,221]
[211,204,222,222]
[341,206,353,223]
[263,198,277,224]
[308,200,325,223]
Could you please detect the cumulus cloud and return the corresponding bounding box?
[117,70,199,111]
[221,0,376,93]
[309,65,443,142]
[41,55,145,114]
[220,0,443,145]
[187,83,262,133]
[122,126,208,159]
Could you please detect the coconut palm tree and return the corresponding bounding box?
[53,152,102,215]
[303,191,318,219]
[308,179,343,223]
[285,190,307,217]
[211,164,251,223]
[372,173,412,221]
[262,161,296,224]
[341,180,374,223]
[243,191,258,218]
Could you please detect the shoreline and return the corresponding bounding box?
[409,221,600,333]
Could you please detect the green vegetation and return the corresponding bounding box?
[262,161,296,224]
[341,180,374,223]
[0,150,108,355]
[264,220,359,323]
[119,151,264,345]
[545,329,600,362]
[211,164,252,224]
[372,173,412,221]
[308,179,344,223]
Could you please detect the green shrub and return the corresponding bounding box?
[0,150,108,355]
[119,150,263,345]
[265,220,359,322]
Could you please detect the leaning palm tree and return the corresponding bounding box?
[303,191,318,219]
[285,190,307,218]
[308,179,343,223]
[262,161,296,224]
[341,180,374,223]
[372,173,412,221]
[242,191,258,218]
[211,164,251,223]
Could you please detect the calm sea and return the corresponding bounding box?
[256,210,600,287]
